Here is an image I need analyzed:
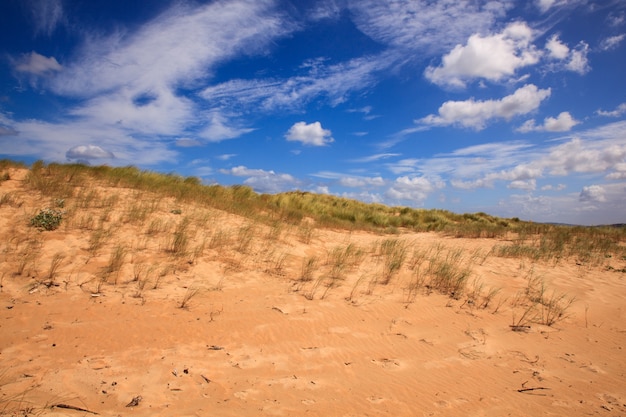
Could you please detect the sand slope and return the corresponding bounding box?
[1,168,625,416]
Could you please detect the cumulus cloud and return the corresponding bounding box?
[543,36,591,75]
[605,163,626,180]
[424,22,540,88]
[579,185,606,203]
[419,84,551,130]
[66,144,115,160]
[12,51,62,75]
[596,103,626,117]
[386,175,444,204]
[545,35,569,59]
[517,112,580,132]
[285,121,334,146]
[566,41,590,74]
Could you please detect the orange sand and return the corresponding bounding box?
[1,168,625,416]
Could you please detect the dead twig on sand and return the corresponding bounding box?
[52,404,99,414]
[125,395,142,407]
[517,381,550,395]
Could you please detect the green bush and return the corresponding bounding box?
[30,208,64,231]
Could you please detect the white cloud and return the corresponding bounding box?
[26,0,65,36]
[12,51,62,75]
[395,121,626,196]
[596,103,626,117]
[220,165,300,194]
[4,0,294,163]
[424,22,540,88]
[600,34,626,51]
[175,138,202,147]
[313,171,386,188]
[508,179,536,191]
[536,0,558,13]
[0,115,177,165]
[566,41,590,74]
[419,84,551,130]
[535,0,584,13]
[199,111,255,142]
[545,35,569,59]
[349,0,509,54]
[339,176,386,188]
[541,183,567,191]
[201,53,390,112]
[386,175,444,204]
[51,1,290,98]
[285,121,334,146]
[66,145,115,160]
[606,163,626,180]
[350,153,400,163]
[517,111,580,132]
[579,185,606,203]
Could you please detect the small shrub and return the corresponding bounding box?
[30,208,64,231]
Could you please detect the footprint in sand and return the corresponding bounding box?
[367,396,385,404]
[371,358,401,369]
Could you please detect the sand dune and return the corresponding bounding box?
[1,167,625,416]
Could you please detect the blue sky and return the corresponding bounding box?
[1,0,625,225]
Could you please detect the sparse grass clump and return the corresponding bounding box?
[167,217,192,256]
[377,239,407,285]
[427,248,472,299]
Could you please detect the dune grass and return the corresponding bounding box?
[1,159,624,307]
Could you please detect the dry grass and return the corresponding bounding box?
[0,159,620,314]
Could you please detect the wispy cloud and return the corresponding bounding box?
[385,121,626,192]
[201,52,393,112]
[348,0,509,54]
[599,34,625,51]
[25,0,65,37]
[3,0,295,163]
[349,153,401,163]
[596,102,626,117]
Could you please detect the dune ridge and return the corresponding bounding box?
[1,163,625,416]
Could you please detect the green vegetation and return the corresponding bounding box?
[2,160,625,303]
[10,160,624,243]
[30,208,64,231]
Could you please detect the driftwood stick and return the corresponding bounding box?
[517,387,550,394]
[52,404,99,414]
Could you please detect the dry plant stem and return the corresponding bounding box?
[104,245,127,284]
[168,216,191,257]
[300,256,318,282]
[44,253,65,286]
[179,286,200,309]
[511,304,537,331]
